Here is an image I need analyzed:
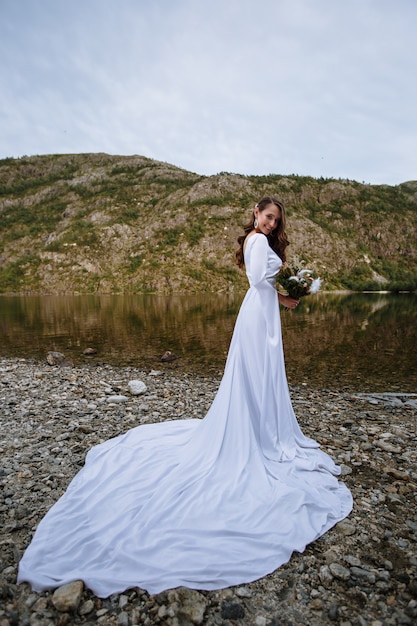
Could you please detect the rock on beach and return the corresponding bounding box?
[0,356,416,625]
[127,379,148,395]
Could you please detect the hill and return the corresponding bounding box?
[0,153,416,294]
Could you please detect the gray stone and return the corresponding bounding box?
[24,593,39,608]
[117,611,129,626]
[221,601,245,620]
[83,347,97,355]
[407,520,417,533]
[350,567,376,584]
[376,440,401,453]
[127,379,147,395]
[329,562,351,580]
[79,599,94,615]
[106,394,129,403]
[167,587,207,624]
[51,580,84,611]
[319,564,334,587]
[323,549,339,564]
[345,555,361,567]
[336,520,356,536]
[46,351,66,365]
[161,351,179,362]
[119,594,129,609]
[235,586,253,597]
[96,608,109,617]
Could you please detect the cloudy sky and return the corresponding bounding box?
[0,0,416,185]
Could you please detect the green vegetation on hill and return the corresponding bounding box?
[0,153,416,294]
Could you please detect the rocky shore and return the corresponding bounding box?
[0,356,416,626]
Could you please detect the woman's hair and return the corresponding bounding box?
[235,196,289,267]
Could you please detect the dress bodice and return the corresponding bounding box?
[244,233,282,288]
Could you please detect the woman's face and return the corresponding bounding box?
[255,203,281,235]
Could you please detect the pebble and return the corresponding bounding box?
[235,585,253,598]
[79,599,94,615]
[329,563,351,581]
[1,357,416,626]
[350,567,377,585]
[221,601,245,619]
[51,580,84,611]
[46,351,67,366]
[319,564,334,587]
[127,379,147,395]
[336,521,357,536]
[106,394,129,403]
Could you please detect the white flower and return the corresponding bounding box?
[298,269,313,276]
[309,278,322,294]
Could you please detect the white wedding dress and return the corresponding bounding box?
[18,234,353,597]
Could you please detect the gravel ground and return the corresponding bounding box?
[0,356,416,626]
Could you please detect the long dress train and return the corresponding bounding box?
[17,233,353,597]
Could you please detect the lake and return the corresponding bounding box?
[0,292,416,393]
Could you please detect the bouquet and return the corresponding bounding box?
[277,266,322,300]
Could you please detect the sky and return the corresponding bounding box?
[0,0,416,185]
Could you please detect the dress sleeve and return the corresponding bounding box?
[246,234,280,339]
[246,235,273,291]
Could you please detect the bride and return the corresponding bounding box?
[18,196,353,597]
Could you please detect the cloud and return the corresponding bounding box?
[0,0,416,184]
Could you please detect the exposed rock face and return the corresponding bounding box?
[0,153,416,295]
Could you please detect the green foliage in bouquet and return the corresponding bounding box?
[277,267,322,299]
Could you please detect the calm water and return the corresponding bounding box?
[0,292,416,393]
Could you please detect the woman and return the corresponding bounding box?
[18,197,352,597]
[236,195,299,309]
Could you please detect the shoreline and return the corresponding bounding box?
[1,357,416,625]
[2,289,417,296]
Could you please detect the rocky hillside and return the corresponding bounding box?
[0,153,416,294]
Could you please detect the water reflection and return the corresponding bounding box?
[281,293,417,392]
[0,292,416,392]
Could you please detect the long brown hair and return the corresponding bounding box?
[235,196,289,267]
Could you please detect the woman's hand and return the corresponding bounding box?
[278,294,299,309]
